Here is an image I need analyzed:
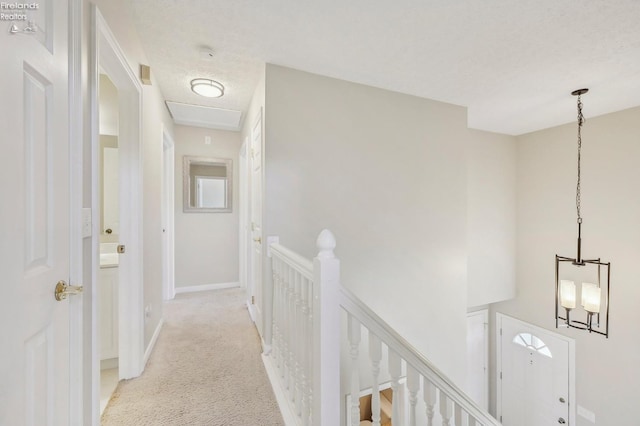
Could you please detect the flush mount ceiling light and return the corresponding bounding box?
[555,88,610,338]
[190,78,224,98]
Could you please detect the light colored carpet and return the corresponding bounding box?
[101,288,285,426]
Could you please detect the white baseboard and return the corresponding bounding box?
[246,300,256,322]
[175,282,240,294]
[143,318,164,367]
[261,354,299,426]
[100,357,118,370]
[262,340,272,356]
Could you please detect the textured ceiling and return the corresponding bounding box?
[131,0,640,135]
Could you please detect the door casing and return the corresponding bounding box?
[467,309,489,410]
[69,0,84,423]
[88,6,145,424]
[496,313,576,425]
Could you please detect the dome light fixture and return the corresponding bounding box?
[555,88,611,338]
[190,78,224,98]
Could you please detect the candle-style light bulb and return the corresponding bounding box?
[582,283,601,314]
[560,280,576,309]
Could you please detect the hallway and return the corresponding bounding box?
[101,288,284,425]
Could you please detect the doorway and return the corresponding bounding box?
[97,73,121,414]
[90,6,145,423]
[497,314,575,426]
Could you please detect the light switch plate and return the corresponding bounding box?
[82,208,92,238]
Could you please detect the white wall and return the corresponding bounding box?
[264,64,470,386]
[467,129,517,307]
[174,125,241,288]
[98,74,118,136]
[491,106,640,425]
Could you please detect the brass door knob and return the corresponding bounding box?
[55,280,83,301]
[253,237,262,244]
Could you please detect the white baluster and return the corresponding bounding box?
[454,402,462,426]
[388,349,402,426]
[288,265,296,396]
[348,315,361,426]
[369,332,382,426]
[282,263,290,382]
[278,258,285,375]
[272,257,280,366]
[439,391,453,426]
[423,377,437,426]
[406,365,419,426]
[300,276,310,426]
[305,277,313,426]
[294,271,302,413]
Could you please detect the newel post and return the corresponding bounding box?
[312,229,341,426]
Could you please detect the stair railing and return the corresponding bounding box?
[267,230,501,426]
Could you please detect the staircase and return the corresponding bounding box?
[262,230,501,426]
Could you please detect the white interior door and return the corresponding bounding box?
[250,111,264,335]
[239,140,251,305]
[499,315,571,426]
[466,310,488,410]
[162,132,175,301]
[0,1,72,424]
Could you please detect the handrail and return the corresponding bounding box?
[340,286,501,426]
[266,231,499,426]
[270,243,314,280]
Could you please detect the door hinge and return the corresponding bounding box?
[500,371,503,379]
[251,296,255,304]
[500,328,503,336]
[500,415,503,422]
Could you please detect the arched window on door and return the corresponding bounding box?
[512,333,552,358]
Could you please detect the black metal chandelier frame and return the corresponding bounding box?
[554,88,611,338]
[555,256,610,337]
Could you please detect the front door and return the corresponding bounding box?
[0,1,72,424]
[499,315,571,426]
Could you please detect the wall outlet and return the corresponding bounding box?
[578,405,596,423]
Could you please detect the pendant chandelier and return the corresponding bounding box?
[555,88,610,338]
